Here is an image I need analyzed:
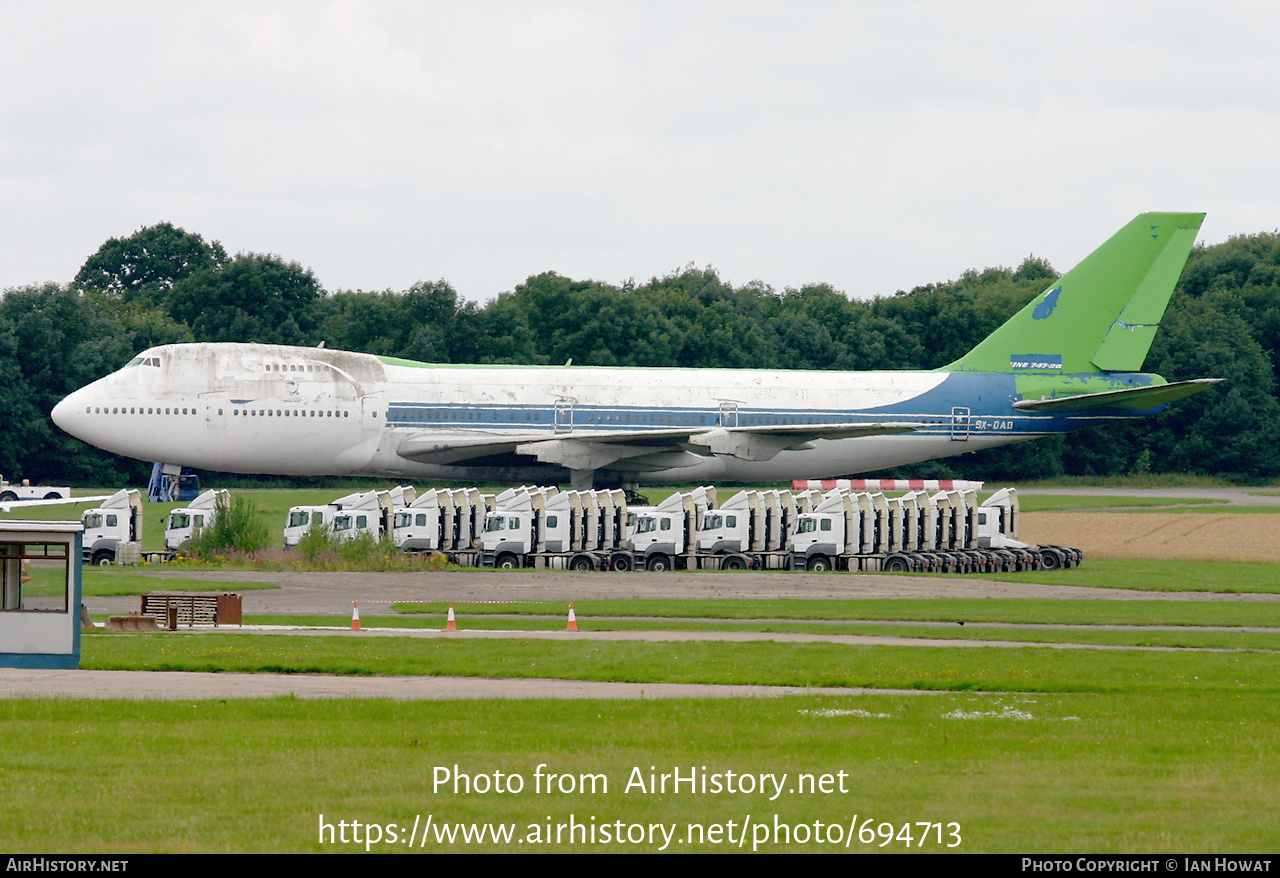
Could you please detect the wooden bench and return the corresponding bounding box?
[141,593,242,628]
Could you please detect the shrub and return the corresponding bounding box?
[294,515,339,565]
[186,494,271,558]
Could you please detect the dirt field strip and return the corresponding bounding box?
[1021,512,1280,562]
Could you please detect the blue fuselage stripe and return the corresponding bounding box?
[383,372,1161,437]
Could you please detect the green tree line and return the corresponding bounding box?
[3,222,1278,485]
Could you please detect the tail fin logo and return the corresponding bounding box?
[1032,287,1062,320]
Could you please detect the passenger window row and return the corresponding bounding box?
[233,409,349,418]
[263,363,331,373]
[84,405,351,419]
[86,406,197,415]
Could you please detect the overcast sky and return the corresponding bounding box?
[3,1,1278,304]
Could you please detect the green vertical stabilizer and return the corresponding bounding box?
[944,212,1204,374]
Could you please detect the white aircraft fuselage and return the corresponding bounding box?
[50,342,1056,486]
[50,214,1218,487]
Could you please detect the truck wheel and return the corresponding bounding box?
[720,556,746,571]
[807,556,831,573]
[571,555,594,572]
[647,555,670,572]
[43,491,63,500]
[884,555,910,573]
[0,491,16,502]
[1039,549,1062,571]
[610,554,632,572]
[92,551,114,567]
[496,554,520,570]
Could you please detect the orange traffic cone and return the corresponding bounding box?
[446,601,458,631]
[567,602,579,631]
[351,600,361,631]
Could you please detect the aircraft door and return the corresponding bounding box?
[201,394,227,429]
[719,402,739,427]
[361,395,385,430]
[950,407,971,441]
[555,399,574,433]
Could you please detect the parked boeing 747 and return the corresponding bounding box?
[52,213,1219,489]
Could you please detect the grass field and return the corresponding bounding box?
[1012,494,1225,510]
[9,630,1280,853]
[4,691,1279,853]
[77,632,1280,692]
[230,617,1280,650]
[969,558,1280,592]
[6,587,1275,853]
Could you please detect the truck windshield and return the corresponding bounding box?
[82,513,103,529]
[484,517,506,533]
[288,511,310,528]
[700,514,722,531]
[796,518,817,533]
[169,513,191,529]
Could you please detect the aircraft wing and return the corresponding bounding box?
[396,421,923,469]
[395,429,712,466]
[0,495,113,514]
[681,421,922,463]
[1012,379,1222,413]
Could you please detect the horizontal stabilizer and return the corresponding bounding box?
[1012,379,1221,413]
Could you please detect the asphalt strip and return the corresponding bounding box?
[0,668,920,701]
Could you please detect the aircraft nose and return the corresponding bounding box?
[51,390,88,439]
